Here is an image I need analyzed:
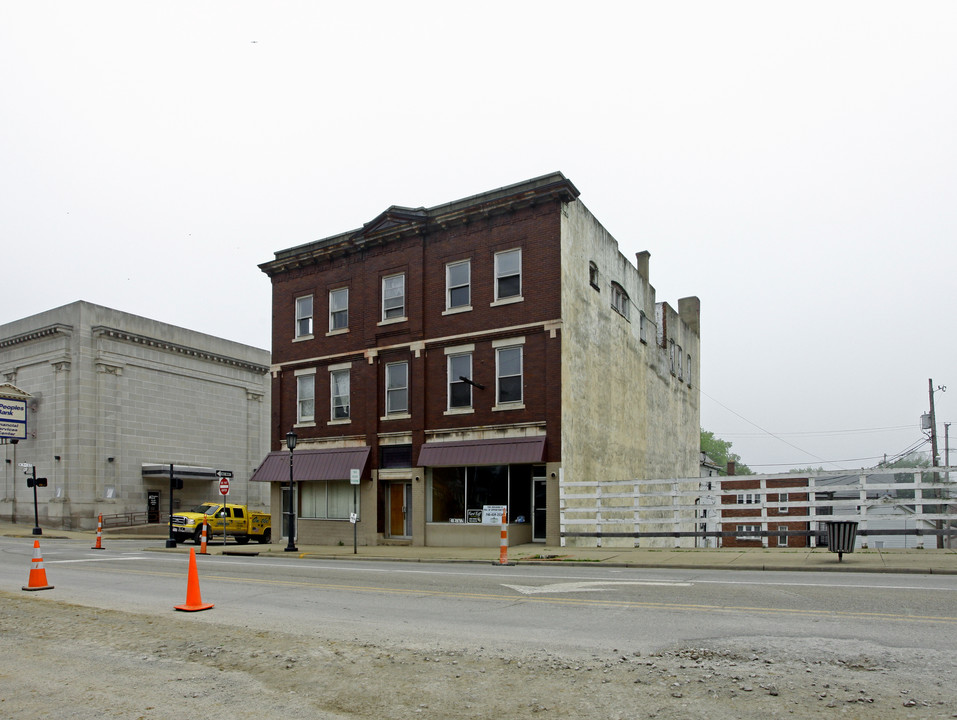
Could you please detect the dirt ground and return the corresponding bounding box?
[1,590,955,720]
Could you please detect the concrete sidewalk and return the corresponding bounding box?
[4,520,956,574]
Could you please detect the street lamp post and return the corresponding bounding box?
[285,430,298,552]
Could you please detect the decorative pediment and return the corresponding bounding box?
[352,205,428,242]
[0,383,32,400]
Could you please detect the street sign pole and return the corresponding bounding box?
[350,468,360,555]
[219,477,230,546]
[30,466,40,536]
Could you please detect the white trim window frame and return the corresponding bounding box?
[494,248,522,301]
[330,368,350,420]
[329,287,348,332]
[385,361,409,415]
[495,345,523,405]
[295,295,313,338]
[446,259,471,311]
[448,353,472,409]
[736,524,761,541]
[382,273,406,321]
[296,371,316,424]
[777,525,789,547]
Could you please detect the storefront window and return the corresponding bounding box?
[429,465,535,523]
[431,467,465,522]
[301,481,357,520]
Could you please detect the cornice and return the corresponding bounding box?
[0,323,73,349]
[92,326,270,374]
[259,172,580,277]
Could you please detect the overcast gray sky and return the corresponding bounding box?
[2,2,954,472]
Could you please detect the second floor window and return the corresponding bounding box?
[295,296,313,337]
[330,369,350,420]
[496,346,523,404]
[382,274,405,320]
[297,373,315,423]
[386,362,408,415]
[446,259,471,309]
[329,288,348,331]
[448,353,472,408]
[494,249,521,300]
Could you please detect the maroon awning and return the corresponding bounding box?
[250,446,371,482]
[416,436,545,467]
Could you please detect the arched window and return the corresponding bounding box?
[610,282,629,319]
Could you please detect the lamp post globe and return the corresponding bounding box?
[285,430,298,552]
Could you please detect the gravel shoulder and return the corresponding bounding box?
[1,590,955,719]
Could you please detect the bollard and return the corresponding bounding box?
[91,514,105,550]
[199,515,209,554]
[495,508,514,566]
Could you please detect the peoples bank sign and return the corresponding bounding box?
[0,396,27,441]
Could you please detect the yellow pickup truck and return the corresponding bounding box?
[170,502,271,545]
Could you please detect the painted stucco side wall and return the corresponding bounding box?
[559,201,700,546]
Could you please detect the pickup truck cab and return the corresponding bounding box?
[171,502,271,545]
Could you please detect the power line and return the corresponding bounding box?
[717,425,915,438]
[701,388,839,468]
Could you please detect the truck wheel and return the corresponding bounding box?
[235,536,250,545]
[192,528,203,544]
[257,529,271,544]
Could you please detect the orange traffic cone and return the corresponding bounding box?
[22,540,54,591]
[91,514,105,550]
[174,547,213,612]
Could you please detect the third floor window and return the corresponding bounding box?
[329,288,348,331]
[295,295,313,338]
[446,259,471,310]
[494,249,522,301]
[382,274,406,320]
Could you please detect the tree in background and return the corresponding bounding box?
[700,429,753,475]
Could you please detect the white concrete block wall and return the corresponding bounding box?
[1,301,270,530]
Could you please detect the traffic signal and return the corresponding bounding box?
[173,478,183,490]
[27,477,48,488]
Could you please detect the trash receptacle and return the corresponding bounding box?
[825,521,859,561]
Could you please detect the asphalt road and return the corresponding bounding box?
[4,535,957,659]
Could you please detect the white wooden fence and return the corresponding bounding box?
[559,467,957,549]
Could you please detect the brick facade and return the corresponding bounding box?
[259,173,701,547]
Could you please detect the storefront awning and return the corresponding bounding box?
[142,464,220,481]
[416,436,545,467]
[250,446,371,482]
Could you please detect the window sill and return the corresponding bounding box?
[293,334,314,343]
[294,421,316,428]
[443,407,474,416]
[442,305,472,316]
[377,316,408,327]
[326,328,350,337]
[380,413,411,421]
[490,296,523,308]
[492,403,525,412]
[327,419,351,426]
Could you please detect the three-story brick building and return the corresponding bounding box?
[252,173,701,547]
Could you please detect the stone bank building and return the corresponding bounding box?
[0,302,271,530]
[254,173,700,547]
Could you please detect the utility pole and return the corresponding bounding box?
[946,422,952,549]
[928,379,944,547]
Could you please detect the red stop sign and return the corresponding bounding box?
[219,477,230,496]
